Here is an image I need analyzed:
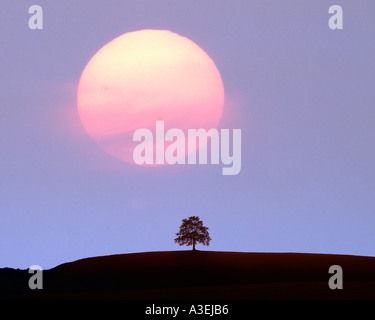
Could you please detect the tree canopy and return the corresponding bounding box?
[174,216,211,251]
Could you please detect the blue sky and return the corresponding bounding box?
[1,1,375,269]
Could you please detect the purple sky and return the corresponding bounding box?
[1,1,375,269]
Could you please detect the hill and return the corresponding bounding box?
[1,251,375,299]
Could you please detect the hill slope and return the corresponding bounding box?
[2,251,375,299]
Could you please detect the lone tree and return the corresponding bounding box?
[174,216,211,251]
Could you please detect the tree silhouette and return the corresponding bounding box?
[174,216,211,251]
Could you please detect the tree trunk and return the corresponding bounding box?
[193,240,196,251]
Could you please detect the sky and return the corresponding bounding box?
[1,1,375,269]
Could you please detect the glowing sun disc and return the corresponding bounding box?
[77,29,225,164]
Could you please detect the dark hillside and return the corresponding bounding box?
[2,251,375,299]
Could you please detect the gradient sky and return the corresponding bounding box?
[1,1,375,269]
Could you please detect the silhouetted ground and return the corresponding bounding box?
[1,251,375,299]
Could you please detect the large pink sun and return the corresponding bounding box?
[77,29,225,163]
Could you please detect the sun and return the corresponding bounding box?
[77,29,225,163]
